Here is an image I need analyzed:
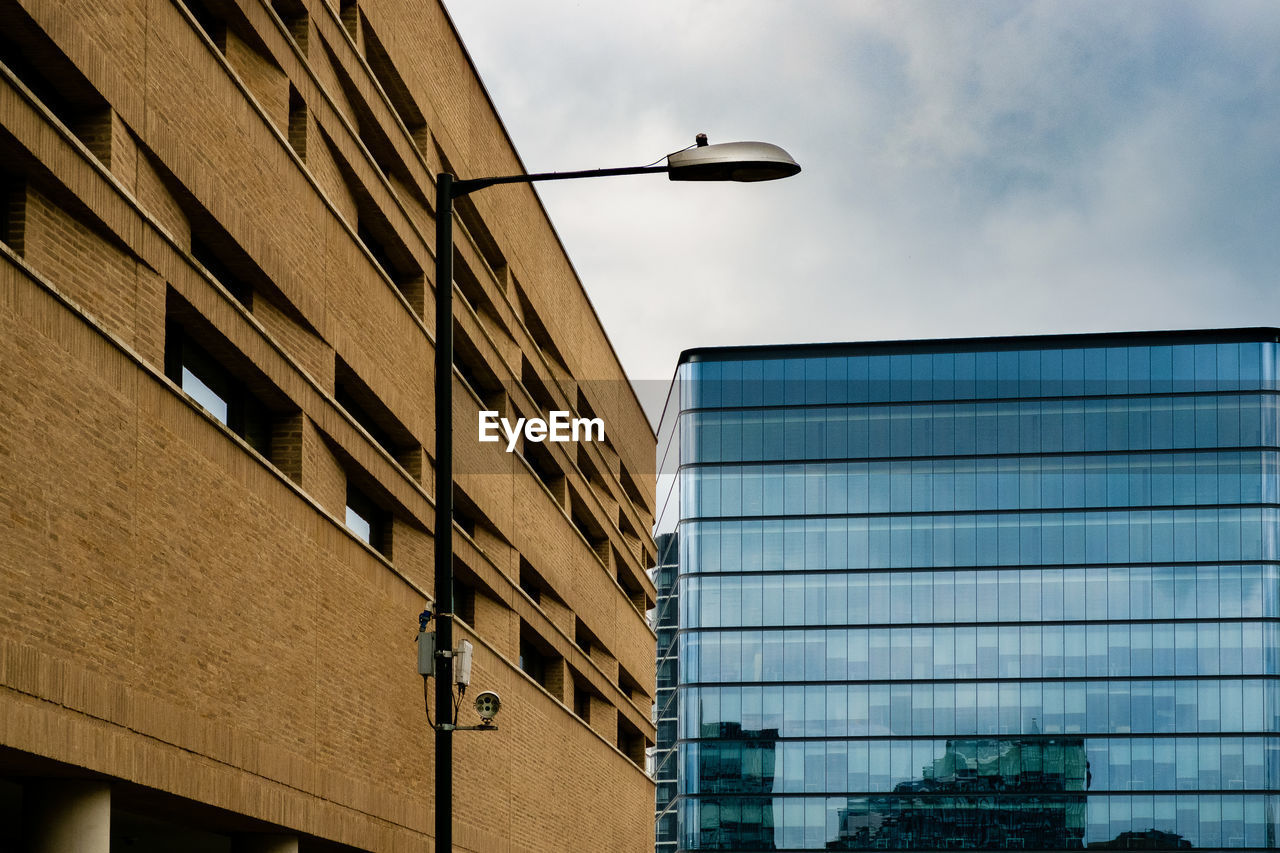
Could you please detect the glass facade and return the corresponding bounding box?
[654,331,1280,852]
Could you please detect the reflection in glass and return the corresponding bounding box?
[828,736,1089,850]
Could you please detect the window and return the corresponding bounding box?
[519,641,545,684]
[191,234,252,308]
[287,85,307,160]
[519,557,562,608]
[180,0,228,49]
[618,663,647,704]
[360,14,428,152]
[450,565,498,630]
[519,623,564,699]
[1,174,24,253]
[0,7,113,164]
[573,677,592,723]
[166,315,270,453]
[617,713,647,767]
[617,563,651,614]
[454,188,507,285]
[178,344,234,425]
[271,0,308,56]
[515,283,568,376]
[334,355,420,474]
[570,493,610,564]
[345,482,387,553]
[310,41,426,310]
[574,618,594,657]
[521,435,566,503]
[339,0,358,40]
[313,121,423,309]
[454,578,476,626]
[620,465,650,516]
[164,291,301,482]
[453,327,505,412]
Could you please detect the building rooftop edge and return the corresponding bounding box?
[677,327,1280,366]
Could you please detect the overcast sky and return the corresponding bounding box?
[441,0,1280,419]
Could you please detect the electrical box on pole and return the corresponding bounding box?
[417,630,435,677]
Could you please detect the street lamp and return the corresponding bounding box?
[429,136,798,851]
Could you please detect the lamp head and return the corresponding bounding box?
[667,138,800,182]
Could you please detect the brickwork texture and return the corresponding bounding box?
[0,0,658,849]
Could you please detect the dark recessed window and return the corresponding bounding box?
[575,618,599,658]
[334,356,420,475]
[165,323,269,453]
[519,626,563,700]
[574,684,592,723]
[454,579,476,626]
[518,635,546,685]
[360,15,428,151]
[0,9,113,164]
[181,352,229,422]
[1,175,24,253]
[180,0,228,50]
[191,235,252,308]
[335,381,392,453]
[520,557,555,606]
[345,484,387,554]
[339,0,358,40]
[287,86,307,160]
[272,0,309,55]
[617,714,646,767]
[618,664,645,703]
[164,290,302,480]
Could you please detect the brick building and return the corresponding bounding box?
[0,0,657,850]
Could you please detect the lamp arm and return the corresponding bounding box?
[451,164,670,197]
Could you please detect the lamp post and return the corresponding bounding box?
[431,137,799,851]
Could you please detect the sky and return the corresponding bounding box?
[440,0,1280,421]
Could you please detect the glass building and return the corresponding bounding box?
[653,330,1280,852]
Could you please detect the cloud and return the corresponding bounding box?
[443,0,1280,409]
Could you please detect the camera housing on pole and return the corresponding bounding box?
[474,691,501,723]
[417,620,502,732]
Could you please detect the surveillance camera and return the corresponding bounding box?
[474,690,501,722]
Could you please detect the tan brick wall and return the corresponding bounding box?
[21,185,141,349]
[0,0,657,849]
